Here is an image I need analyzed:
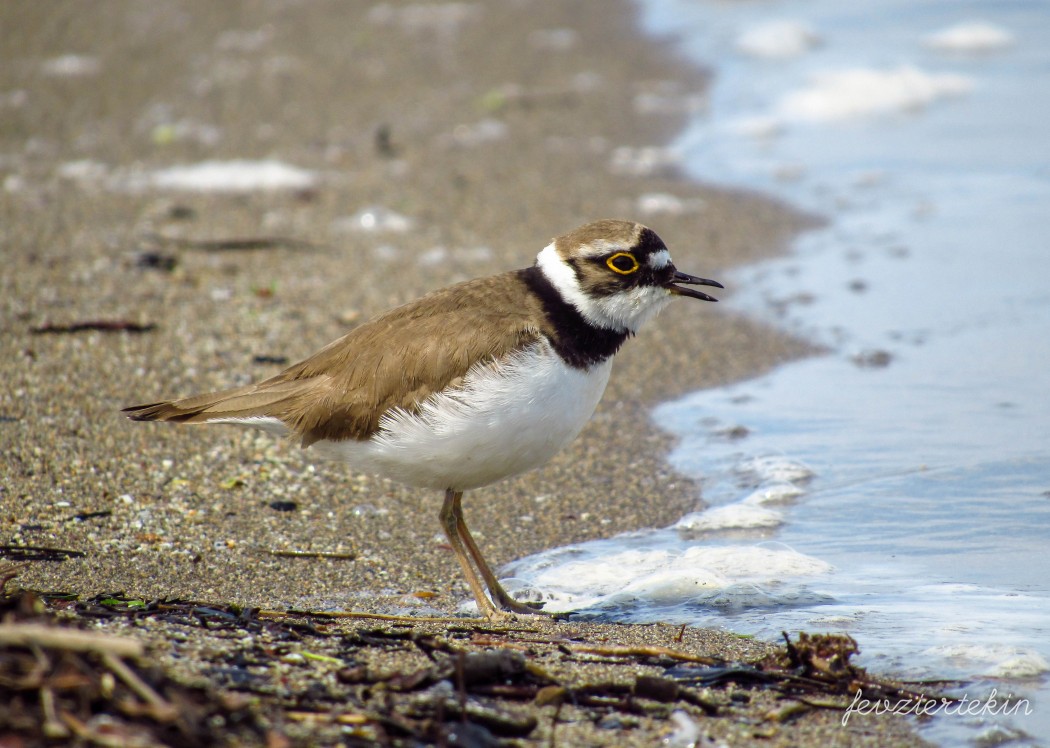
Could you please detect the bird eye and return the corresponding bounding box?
[606,252,640,275]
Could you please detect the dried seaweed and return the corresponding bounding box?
[1,569,955,747]
[143,232,320,252]
[664,631,958,722]
[0,545,86,562]
[0,577,267,747]
[30,320,156,334]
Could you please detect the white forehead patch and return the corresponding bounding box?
[648,248,671,269]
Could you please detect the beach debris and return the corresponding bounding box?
[142,231,319,252]
[252,281,276,299]
[1,573,957,747]
[149,119,222,147]
[851,349,893,368]
[714,423,751,441]
[30,320,156,335]
[0,545,86,561]
[269,550,356,560]
[478,83,587,113]
[65,509,113,522]
[780,631,859,677]
[374,122,398,157]
[568,643,718,666]
[253,354,290,366]
[0,580,268,746]
[133,250,179,271]
[665,631,956,721]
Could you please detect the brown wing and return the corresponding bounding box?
[123,270,545,445]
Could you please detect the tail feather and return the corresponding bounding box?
[122,379,313,426]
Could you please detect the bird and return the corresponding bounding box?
[123,219,722,620]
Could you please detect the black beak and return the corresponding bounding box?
[666,270,724,302]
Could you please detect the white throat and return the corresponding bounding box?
[535,242,673,333]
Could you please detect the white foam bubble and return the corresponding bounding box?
[331,206,414,234]
[528,28,577,51]
[776,65,973,123]
[41,54,100,77]
[674,504,784,531]
[215,27,274,53]
[924,22,1015,53]
[0,90,27,109]
[740,482,806,505]
[502,541,831,613]
[682,545,832,578]
[735,455,814,484]
[613,566,731,605]
[665,711,702,748]
[3,174,25,193]
[737,20,820,60]
[449,119,507,147]
[924,644,1050,679]
[146,160,318,192]
[367,2,479,34]
[526,548,673,595]
[608,145,681,176]
[636,192,705,216]
[730,115,783,139]
[57,160,109,182]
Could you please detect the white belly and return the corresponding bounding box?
[313,342,613,491]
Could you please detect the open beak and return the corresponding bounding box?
[666,269,724,302]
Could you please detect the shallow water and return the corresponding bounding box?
[506,1,1050,744]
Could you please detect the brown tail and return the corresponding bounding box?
[122,379,311,425]
[122,400,199,422]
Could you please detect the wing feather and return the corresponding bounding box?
[123,270,547,446]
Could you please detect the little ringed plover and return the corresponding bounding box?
[123,218,722,620]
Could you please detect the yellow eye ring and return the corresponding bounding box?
[606,252,640,275]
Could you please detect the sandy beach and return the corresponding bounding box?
[1,2,928,745]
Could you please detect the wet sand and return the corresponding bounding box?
[1,2,926,745]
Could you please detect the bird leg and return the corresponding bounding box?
[440,489,503,620]
[443,489,549,617]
